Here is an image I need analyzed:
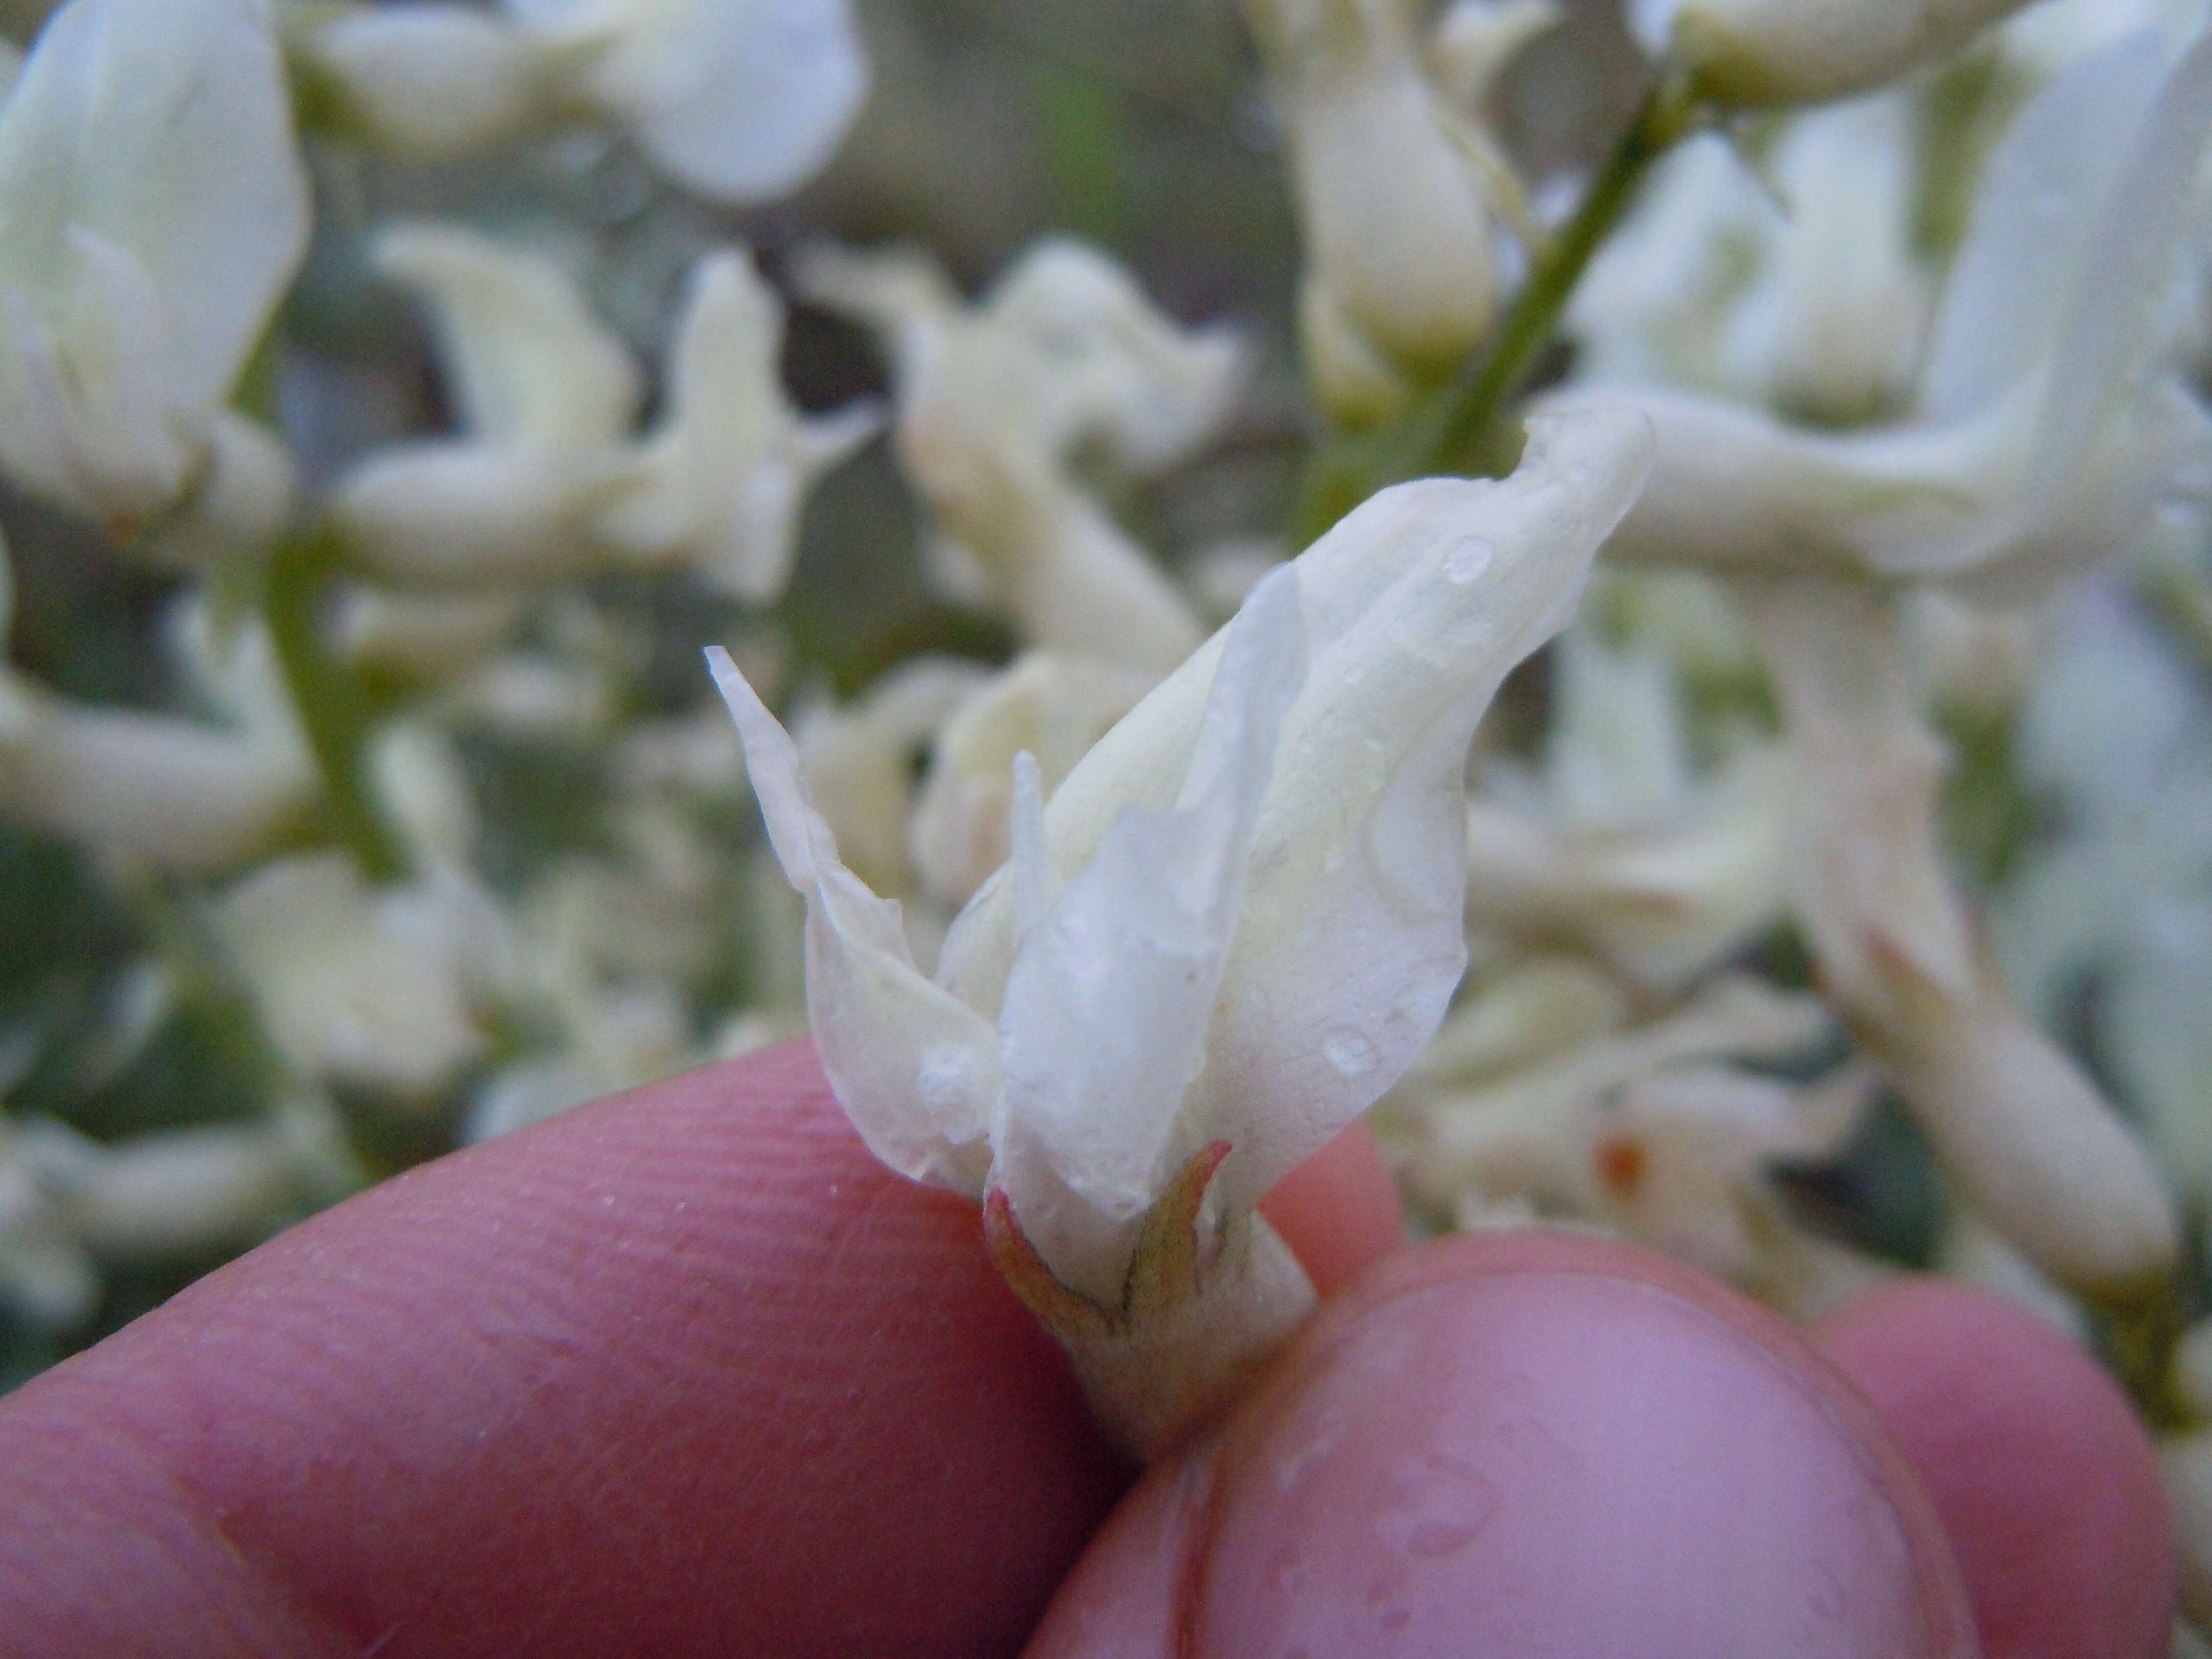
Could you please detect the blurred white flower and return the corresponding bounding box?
[1,1100,357,1327]
[787,656,986,902]
[299,0,868,203]
[1996,580,2212,1200]
[796,238,1239,674]
[908,652,1154,911]
[1553,30,2212,606]
[0,0,307,557]
[211,852,512,1102]
[1392,969,1832,1220]
[334,228,870,600]
[711,408,1651,1454]
[330,225,644,586]
[1749,578,2179,1293]
[1463,625,1793,990]
[1240,0,1554,422]
[1631,0,2034,105]
[591,248,881,601]
[0,564,315,873]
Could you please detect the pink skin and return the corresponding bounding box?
[0,1039,2178,1656]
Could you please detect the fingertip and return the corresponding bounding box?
[1815,1277,2177,1659]
[1032,1230,1975,1657]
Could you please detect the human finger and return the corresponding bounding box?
[1814,1277,2177,1659]
[1027,1229,1979,1657]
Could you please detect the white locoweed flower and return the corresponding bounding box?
[330,225,643,586]
[1630,0,2036,106]
[710,408,1652,1456]
[1748,578,2179,1294]
[1462,625,1793,991]
[1549,30,2212,606]
[0,0,307,559]
[795,239,1239,675]
[1240,0,1553,423]
[333,228,871,599]
[0,559,316,873]
[297,0,868,204]
[1995,581,2212,1201]
[1392,970,1833,1221]
[210,852,513,1103]
[591,249,882,602]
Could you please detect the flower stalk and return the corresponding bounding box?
[263,529,409,882]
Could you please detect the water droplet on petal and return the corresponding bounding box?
[1443,536,1497,585]
[1323,1028,1378,1078]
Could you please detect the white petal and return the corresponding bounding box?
[707,645,997,1192]
[0,680,311,873]
[517,0,867,203]
[303,5,544,163]
[330,441,642,588]
[374,224,639,448]
[991,568,1305,1294]
[596,248,879,600]
[0,0,307,417]
[1919,33,2170,422]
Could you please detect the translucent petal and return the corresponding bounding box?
[992,569,1304,1287]
[707,646,997,1193]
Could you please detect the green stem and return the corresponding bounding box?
[263,531,409,882]
[1293,76,1701,540]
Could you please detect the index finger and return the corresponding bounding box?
[0,1040,1130,1659]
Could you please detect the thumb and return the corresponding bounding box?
[1029,1231,1977,1657]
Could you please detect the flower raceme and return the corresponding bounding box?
[709,408,1654,1456]
[1548,27,2212,608]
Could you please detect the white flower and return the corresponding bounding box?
[590,248,881,601]
[1462,624,1794,990]
[1630,0,2035,105]
[1748,577,2179,1293]
[0,0,307,552]
[0,568,315,873]
[1240,0,1552,422]
[333,228,870,598]
[796,239,1238,674]
[298,0,868,204]
[211,853,511,1101]
[786,656,987,901]
[1391,969,1834,1221]
[1994,580,2212,1200]
[711,408,1651,1453]
[295,4,545,166]
[1550,30,2212,607]
[330,225,644,587]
